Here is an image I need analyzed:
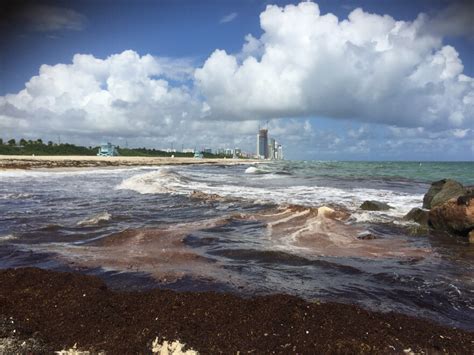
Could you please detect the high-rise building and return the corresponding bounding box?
[268,138,276,160]
[257,129,268,159]
[277,144,283,160]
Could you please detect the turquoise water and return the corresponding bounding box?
[264,161,474,186]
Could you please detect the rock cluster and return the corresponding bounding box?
[405,179,473,241]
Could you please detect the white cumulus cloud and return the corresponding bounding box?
[0,50,202,139]
[195,1,473,129]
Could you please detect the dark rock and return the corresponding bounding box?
[403,208,429,225]
[405,224,430,236]
[422,179,465,209]
[457,193,474,206]
[360,200,392,211]
[469,230,474,244]
[357,231,378,240]
[428,196,474,236]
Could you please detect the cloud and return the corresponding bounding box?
[195,2,473,130]
[422,1,474,39]
[22,4,86,32]
[0,50,266,152]
[1,2,473,159]
[0,51,202,138]
[220,12,238,24]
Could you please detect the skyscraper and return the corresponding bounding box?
[269,138,276,160]
[257,128,268,159]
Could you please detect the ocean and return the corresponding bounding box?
[0,161,473,330]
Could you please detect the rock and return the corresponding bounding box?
[469,230,474,244]
[422,179,465,209]
[403,208,429,225]
[428,196,474,236]
[360,201,392,211]
[457,193,474,206]
[357,231,378,240]
[405,224,430,236]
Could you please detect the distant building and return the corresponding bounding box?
[268,138,276,160]
[257,129,268,159]
[203,148,213,154]
[97,142,118,157]
[234,148,241,157]
[182,148,195,153]
[277,144,283,160]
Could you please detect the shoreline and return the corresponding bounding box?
[1,268,473,354]
[0,155,259,170]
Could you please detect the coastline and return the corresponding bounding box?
[0,155,258,170]
[1,268,473,354]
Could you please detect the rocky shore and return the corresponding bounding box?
[0,155,255,170]
[1,268,473,354]
[403,179,474,242]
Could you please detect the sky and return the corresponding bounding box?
[0,0,473,161]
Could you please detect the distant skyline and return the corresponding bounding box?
[0,0,472,161]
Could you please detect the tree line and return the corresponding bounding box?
[0,138,234,158]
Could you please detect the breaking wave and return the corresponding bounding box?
[77,212,112,226]
[116,169,192,194]
[116,168,423,221]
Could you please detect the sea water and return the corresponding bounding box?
[0,161,473,329]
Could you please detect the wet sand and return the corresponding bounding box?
[0,268,473,354]
[0,155,257,170]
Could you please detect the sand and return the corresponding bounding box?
[0,155,258,170]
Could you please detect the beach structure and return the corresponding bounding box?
[194,151,203,159]
[97,142,118,157]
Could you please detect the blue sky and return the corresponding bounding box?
[0,0,473,160]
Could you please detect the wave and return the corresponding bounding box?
[116,168,423,223]
[77,212,112,226]
[251,205,430,259]
[245,166,271,174]
[116,168,192,194]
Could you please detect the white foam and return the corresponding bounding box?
[116,168,423,222]
[116,169,196,194]
[0,234,17,242]
[77,212,112,226]
[0,193,32,200]
[0,166,158,179]
[245,166,259,174]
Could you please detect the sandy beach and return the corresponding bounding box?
[0,155,257,170]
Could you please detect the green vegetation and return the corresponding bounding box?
[0,139,96,156]
[0,138,238,158]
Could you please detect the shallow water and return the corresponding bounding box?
[0,161,473,330]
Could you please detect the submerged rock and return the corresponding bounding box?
[403,208,429,226]
[422,179,465,209]
[428,196,474,236]
[360,200,392,211]
[357,231,378,240]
